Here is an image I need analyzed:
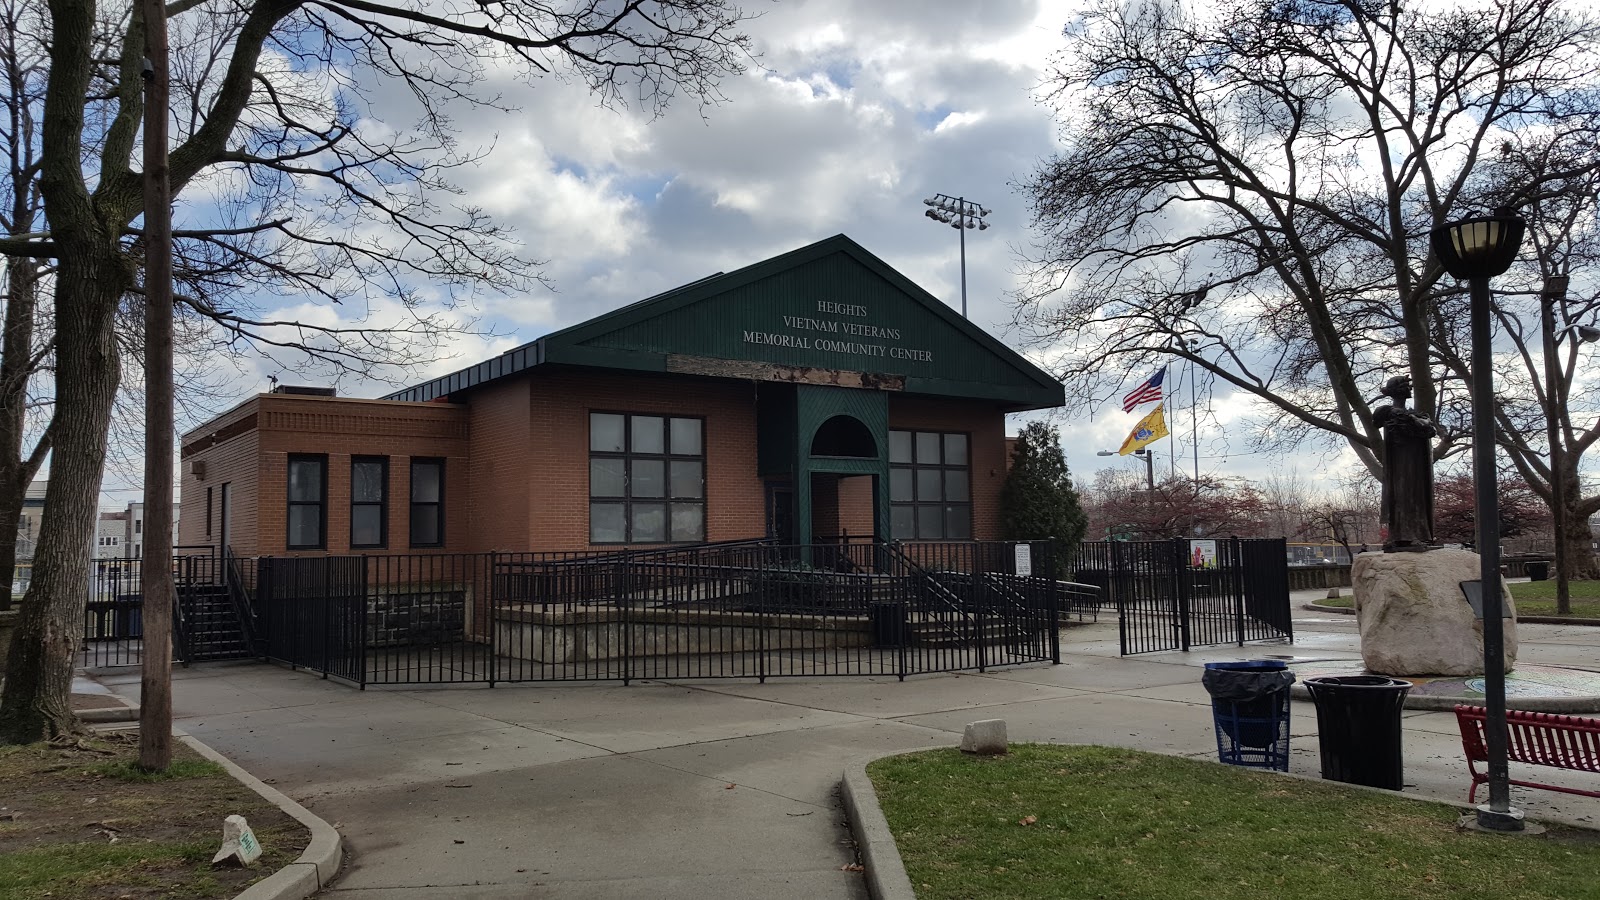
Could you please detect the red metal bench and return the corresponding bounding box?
[1454,704,1600,802]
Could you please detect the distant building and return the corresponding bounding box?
[16,479,46,560]
[96,510,128,559]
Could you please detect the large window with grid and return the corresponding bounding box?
[889,430,971,540]
[589,412,705,544]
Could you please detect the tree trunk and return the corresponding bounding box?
[0,254,122,744]
[1564,506,1597,583]
[0,256,43,613]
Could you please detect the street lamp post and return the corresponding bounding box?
[922,194,990,318]
[1430,207,1526,832]
[1098,448,1155,491]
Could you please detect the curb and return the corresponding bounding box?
[179,733,344,900]
[841,752,920,900]
[77,705,139,723]
[1303,601,1599,627]
[1287,681,1600,714]
[83,679,343,900]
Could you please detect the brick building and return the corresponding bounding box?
[177,236,1064,558]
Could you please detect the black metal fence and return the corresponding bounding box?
[1067,538,1293,655]
[82,536,1289,677]
[249,540,1070,687]
[82,552,257,668]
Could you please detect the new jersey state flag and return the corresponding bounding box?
[1118,404,1169,455]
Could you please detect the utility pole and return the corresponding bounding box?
[137,0,175,772]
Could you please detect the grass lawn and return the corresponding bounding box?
[868,745,1600,900]
[1317,581,1600,617]
[0,733,309,900]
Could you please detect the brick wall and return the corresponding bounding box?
[466,378,533,552]
[182,394,470,558]
[525,369,767,551]
[179,400,261,556]
[178,376,1016,558]
[836,475,876,539]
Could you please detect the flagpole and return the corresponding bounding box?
[1190,351,1199,483]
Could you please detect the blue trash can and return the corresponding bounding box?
[1202,660,1295,771]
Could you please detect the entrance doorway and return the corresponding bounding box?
[807,473,876,544]
[765,483,795,545]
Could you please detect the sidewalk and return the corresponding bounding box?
[93,597,1600,899]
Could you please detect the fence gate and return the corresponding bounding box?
[1098,537,1292,656]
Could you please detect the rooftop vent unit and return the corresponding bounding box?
[270,385,337,397]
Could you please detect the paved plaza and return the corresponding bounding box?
[96,592,1600,899]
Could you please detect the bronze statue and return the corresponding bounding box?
[1373,376,1438,552]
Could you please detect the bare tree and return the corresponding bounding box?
[1259,469,1311,540]
[1429,122,1600,610]
[0,0,54,615]
[0,0,752,743]
[1018,0,1599,482]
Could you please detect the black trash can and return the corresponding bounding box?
[1303,675,1412,790]
[1525,560,1550,581]
[1202,661,1295,771]
[868,601,909,648]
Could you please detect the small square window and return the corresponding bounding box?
[670,418,703,456]
[631,503,667,543]
[631,415,665,454]
[590,413,626,452]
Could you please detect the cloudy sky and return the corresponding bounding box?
[103,0,1363,508]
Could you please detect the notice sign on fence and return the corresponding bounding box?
[1015,544,1032,577]
[1189,539,1218,569]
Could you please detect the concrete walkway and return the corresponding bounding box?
[96,591,1600,898]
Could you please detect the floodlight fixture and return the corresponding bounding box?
[919,193,992,318]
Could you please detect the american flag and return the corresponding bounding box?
[1122,366,1166,412]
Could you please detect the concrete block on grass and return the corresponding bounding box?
[960,719,1007,755]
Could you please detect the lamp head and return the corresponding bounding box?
[1096,450,1115,457]
[1578,325,1600,344]
[1430,207,1526,280]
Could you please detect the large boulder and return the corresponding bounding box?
[1352,548,1517,677]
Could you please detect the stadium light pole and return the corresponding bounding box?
[1430,207,1526,833]
[921,194,989,318]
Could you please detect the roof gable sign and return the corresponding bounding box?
[542,236,1062,409]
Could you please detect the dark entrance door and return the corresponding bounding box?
[765,483,795,545]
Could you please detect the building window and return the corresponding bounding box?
[287,454,328,550]
[409,458,444,548]
[205,487,213,538]
[888,430,971,540]
[589,412,704,544]
[351,456,388,549]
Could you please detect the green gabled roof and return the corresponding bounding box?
[386,235,1064,410]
